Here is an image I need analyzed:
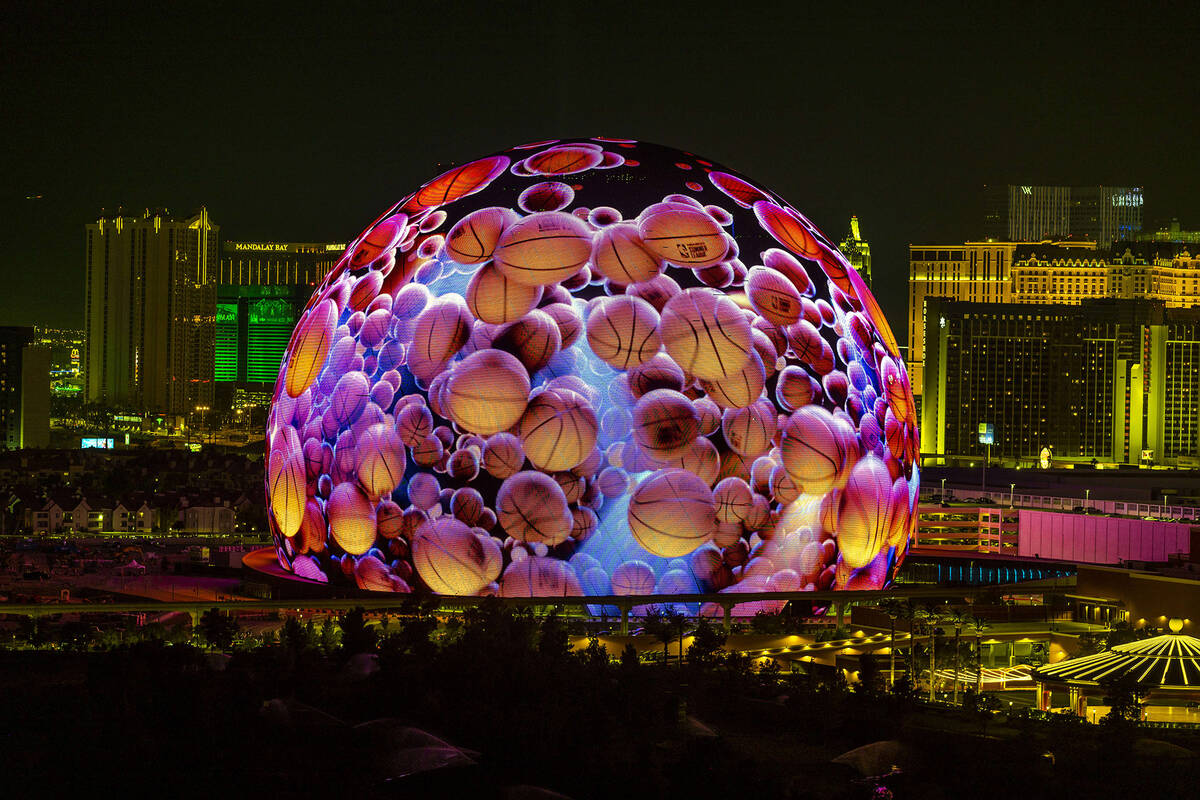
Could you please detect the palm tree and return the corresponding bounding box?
[970,615,993,696]
[915,605,945,702]
[901,599,919,687]
[942,607,974,704]
[877,598,905,690]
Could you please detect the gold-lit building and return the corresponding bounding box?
[1009,244,1200,306]
[908,242,1033,400]
[84,208,218,415]
[908,241,1200,411]
[838,216,872,287]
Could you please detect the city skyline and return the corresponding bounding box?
[3,3,1198,334]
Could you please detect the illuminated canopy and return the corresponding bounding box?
[1032,627,1200,691]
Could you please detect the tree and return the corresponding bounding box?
[577,636,610,671]
[1100,672,1147,726]
[318,617,339,653]
[278,615,311,653]
[941,607,974,704]
[857,652,883,697]
[619,642,640,671]
[643,607,687,666]
[969,615,992,696]
[686,617,727,669]
[337,607,377,655]
[897,600,919,687]
[877,598,905,689]
[915,605,945,701]
[198,607,239,650]
[538,611,571,661]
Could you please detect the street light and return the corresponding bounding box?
[1085,488,1090,509]
[1009,483,1016,508]
[941,477,947,501]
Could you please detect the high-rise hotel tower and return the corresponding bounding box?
[84,208,218,414]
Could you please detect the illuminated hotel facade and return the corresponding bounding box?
[908,242,1200,414]
[84,209,218,415]
[983,184,1143,247]
[216,241,343,405]
[921,297,1200,466]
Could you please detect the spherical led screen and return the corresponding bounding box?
[266,138,918,609]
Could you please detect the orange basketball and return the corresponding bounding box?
[753,201,822,259]
[405,155,511,212]
[661,288,752,380]
[746,265,803,326]
[627,468,716,558]
[444,349,531,435]
[591,223,662,284]
[700,349,766,409]
[632,389,700,460]
[493,211,594,287]
[585,295,662,370]
[446,206,520,264]
[268,427,306,537]
[524,145,604,175]
[638,205,728,267]
[721,400,777,457]
[465,262,541,324]
[496,470,573,545]
[285,299,337,398]
[409,295,472,380]
[517,388,598,472]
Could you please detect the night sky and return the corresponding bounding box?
[3,1,1198,340]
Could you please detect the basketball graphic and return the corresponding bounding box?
[494,211,593,286]
[266,138,917,601]
[446,206,520,264]
[585,295,662,369]
[639,205,728,267]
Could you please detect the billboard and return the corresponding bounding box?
[264,138,920,604]
[82,437,114,449]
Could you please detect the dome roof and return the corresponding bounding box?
[265,137,919,599]
[1032,630,1200,691]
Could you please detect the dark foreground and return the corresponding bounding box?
[1,605,1196,799]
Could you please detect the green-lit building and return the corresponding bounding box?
[216,241,343,407]
[838,215,872,288]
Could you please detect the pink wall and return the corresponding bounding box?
[1017,511,1193,564]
